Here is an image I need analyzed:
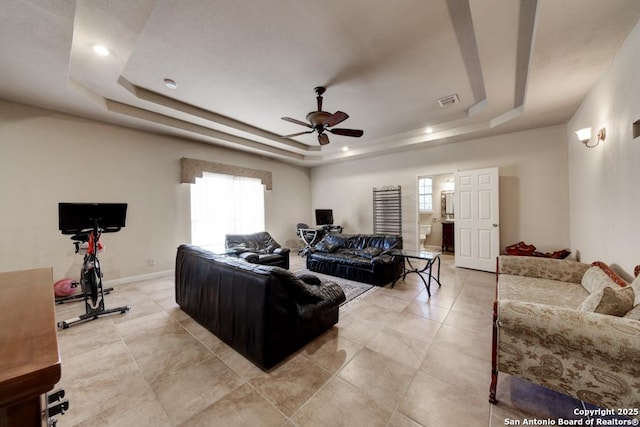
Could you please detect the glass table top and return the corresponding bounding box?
[391,249,441,259]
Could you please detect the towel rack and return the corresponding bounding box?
[373,185,402,236]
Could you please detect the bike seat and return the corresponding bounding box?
[70,233,90,243]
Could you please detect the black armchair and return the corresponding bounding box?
[225,231,290,269]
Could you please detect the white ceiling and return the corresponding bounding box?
[2,0,639,166]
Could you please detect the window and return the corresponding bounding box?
[190,172,265,253]
[418,177,433,212]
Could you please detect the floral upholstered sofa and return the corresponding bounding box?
[490,255,640,411]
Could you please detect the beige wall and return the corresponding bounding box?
[0,100,311,281]
[310,125,571,253]
[568,19,640,277]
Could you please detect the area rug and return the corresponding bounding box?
[294,269,376,307]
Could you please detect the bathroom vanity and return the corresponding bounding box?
[442,222,454,252]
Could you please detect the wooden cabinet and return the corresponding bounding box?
[442,222,454,253]
[0,268,61,426]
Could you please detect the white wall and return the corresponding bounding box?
[0,100,311,281]
[568,20,640,277]
[311,125,571,253]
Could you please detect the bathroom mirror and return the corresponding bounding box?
[441,190,454,220]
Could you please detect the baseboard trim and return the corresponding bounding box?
[104,269,174,287]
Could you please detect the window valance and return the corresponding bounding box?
[180,157,272,190]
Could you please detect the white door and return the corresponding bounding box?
[455,167,500,272]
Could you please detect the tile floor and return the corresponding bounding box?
[52,254,593,426]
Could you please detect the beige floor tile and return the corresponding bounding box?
[384,311,442,341]
[134,278,175,294]
[335,310,385,345]
[249,353,332,416]
[377,283,423,301]
[443,305,493,334]
[299,327,364,373]
[56,316,122,360]
[133,334,217,384]
[217,346,264,380]
[431,323,493,362]
[414,288,457,309]
[58,340,135,387]
[452,284,496,311]
[114,310,174,339]
[291,377,392,426]
[401,299,450,322]
[150,354,244,425]
[398,371,490,427]
[179,316,231,355]
[179,383,286,427]
[110,299,166,324]
[164,305,192,322]
[363,291,413,312]
[366,327,430,370]
[387,410,425,427]
[58,355,154,425]
[348,301,402,325]
[104,283,154,306]
[420,343,492,395]
[74,387,173,427]
[338,347,416,410]
[155,293,182,311]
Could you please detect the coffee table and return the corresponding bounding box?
[390,250,441,296]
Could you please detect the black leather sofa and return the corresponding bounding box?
[225,231,290,269]
[306,233,404,286]
[175,244,345,370]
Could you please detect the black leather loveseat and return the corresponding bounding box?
[306,233,403,286]
[175,244,345,370]
[225,231,290,269]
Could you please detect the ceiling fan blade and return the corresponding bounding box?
[281,117,312,128]
[328,128,364,137]
[318,133,330,145]
[282,130,314,138]
[323,111,349,127]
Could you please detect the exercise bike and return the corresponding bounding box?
[57,203,131,329]
[54,232,114,304]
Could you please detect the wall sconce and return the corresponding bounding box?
[575,127,606,148]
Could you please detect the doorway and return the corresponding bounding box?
[416,173,455,254]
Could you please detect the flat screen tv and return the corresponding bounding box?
[58,203,128,234]
[315,209,333,226]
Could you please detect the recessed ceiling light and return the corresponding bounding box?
[342,146,349,152]
[425,127,434,134]
[164,78,177,89]
[92,45,110,56]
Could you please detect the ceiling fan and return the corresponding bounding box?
[281,86,364,146]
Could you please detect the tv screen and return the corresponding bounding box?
[58,203,128,234]
[315,209,333,226]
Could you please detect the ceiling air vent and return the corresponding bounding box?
[437,94,459,108]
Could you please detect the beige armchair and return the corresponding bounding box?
[490,255,640,411]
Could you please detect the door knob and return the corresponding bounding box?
[493,224,499,227]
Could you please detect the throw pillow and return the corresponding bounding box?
[591,261,628,287]
[314,241,338,253]
[581,266,618,294]
[578,286,635,316]
[360,247,382,259]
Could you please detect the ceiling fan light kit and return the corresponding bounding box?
[281,86,364,146]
